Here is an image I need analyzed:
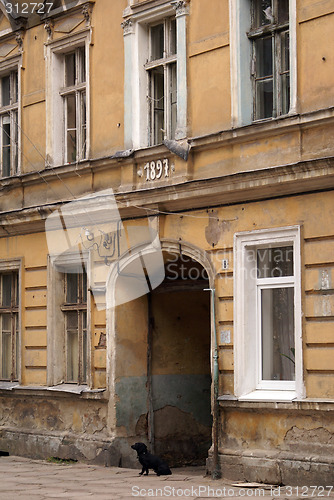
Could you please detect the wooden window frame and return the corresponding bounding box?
[0,260,21,382]
[145,18,177,146]
[62,271,88,384]
[0,70,19,178]
[248,0,290,120]
[59,47,87,164]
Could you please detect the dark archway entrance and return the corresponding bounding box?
[147,252,212,466]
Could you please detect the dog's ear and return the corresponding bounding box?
[137,443,147,453]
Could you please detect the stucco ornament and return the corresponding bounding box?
[45,189,165,309]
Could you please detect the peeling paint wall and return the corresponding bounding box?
[115,285,212,465]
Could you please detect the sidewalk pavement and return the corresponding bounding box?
[1,456,333,500]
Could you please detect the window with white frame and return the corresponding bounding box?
[46,32,89,167]
[234,227,304,401]
[0,70,18,177]
[47,255,90,387]
[0,266,20,381]
[229,0,296,127]
[122,1,188,150]
[146,17,177,145]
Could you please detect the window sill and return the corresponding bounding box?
[0,382,107,399]
[218,395,334,412]
[237,390,297,402]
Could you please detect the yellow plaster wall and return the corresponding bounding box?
[298,12,334,113]
[188,0,231,136]
[90,0,127,158]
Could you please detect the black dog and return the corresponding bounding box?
[131,442,172,476]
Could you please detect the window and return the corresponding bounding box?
[46,31,90,167]
[47,254,91,387]
[234,227,304,401]
[249,0,290,120]
[0,271,19,381]
[122,1,188,149]
[0,70,18,177]
[229,0,296,126]
[145,18,177,145]
[61,48,87,163]
[62,270,88,384]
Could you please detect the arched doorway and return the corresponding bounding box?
[107,240,214,467]
[147,250,212,466]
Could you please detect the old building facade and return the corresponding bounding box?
[0,0,333,485]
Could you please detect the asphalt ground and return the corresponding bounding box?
[0,456,333,499]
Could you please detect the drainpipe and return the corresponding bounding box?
[147,293,154,454]
[204,287,221,479]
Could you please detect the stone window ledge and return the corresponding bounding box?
[0,382,107,400]
[218,395,334,412]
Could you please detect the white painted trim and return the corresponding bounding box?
[234,226,305,401]
[123,1,188,149]
[45,30,91,167]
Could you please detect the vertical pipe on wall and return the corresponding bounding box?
[205,287,221,479]
[147,293,155,453]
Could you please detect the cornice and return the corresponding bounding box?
[1,156,334,237]
[189,107,334,154]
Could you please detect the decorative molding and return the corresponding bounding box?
[44,19,54,40]
[15,31,24,51]
[82,3,92,26]
[171,0,189,16]
[121,18,133,36]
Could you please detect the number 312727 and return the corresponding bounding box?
[6,3,54,15]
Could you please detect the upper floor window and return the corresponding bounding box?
[123,1,189,150]
[61,48,87,163]
[145,18,177,145]
[248,0,290,120]
[0,70,18,177]
[0,271,19,381]
[229,0,296,127]
[45,31,90,167]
